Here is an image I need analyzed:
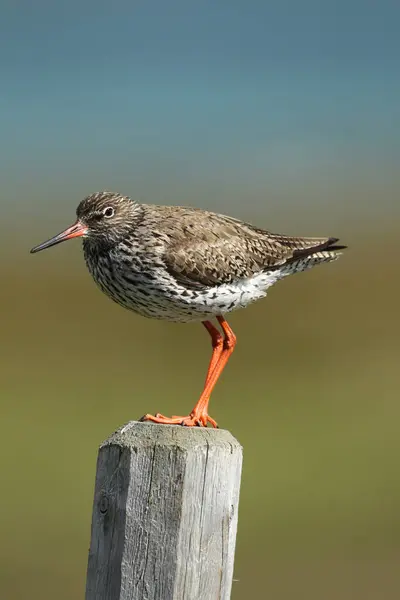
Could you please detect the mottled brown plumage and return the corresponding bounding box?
[157,205,343,289]
[30,191,346,427]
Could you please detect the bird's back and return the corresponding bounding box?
[139,204,345,288]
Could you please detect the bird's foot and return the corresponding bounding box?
[140,411,218,428]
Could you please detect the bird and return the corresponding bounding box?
[30,191,346,427]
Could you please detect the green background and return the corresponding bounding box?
[3,218,400,599]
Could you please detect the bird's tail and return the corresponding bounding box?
[270,235,347,274]
[290,236,347,260]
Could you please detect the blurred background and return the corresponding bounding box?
[1,1,399,598]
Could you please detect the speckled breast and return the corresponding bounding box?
[83,248,278,323]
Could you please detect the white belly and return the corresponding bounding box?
[89,252,285,323]
[112,269,284,323]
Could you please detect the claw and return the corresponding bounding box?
[140,412,218,428]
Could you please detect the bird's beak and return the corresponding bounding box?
[30,220,88,254]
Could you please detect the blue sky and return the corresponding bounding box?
[1,0,399,226]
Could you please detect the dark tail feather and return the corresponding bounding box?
[292,237,347,259]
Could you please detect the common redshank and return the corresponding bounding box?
[30,191,346,427]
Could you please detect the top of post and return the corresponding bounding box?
[101,421,242,452]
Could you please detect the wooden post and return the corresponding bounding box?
[85,421,243,600]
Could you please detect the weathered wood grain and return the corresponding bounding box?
[85,421,242,600]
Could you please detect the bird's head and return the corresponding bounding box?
[30,191,141,254]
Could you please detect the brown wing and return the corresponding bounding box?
[157,206,337,290]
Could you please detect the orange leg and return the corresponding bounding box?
[141,316,237,427]
[202,320,224,385]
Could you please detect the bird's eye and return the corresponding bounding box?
[103,207,115,218]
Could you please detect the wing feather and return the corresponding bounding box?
[157,207,335,289]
